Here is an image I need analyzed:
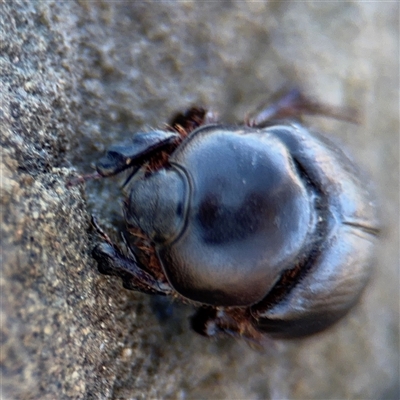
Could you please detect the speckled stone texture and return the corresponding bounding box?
[1,1,398,399]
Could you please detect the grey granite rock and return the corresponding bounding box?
[1,1,398,399]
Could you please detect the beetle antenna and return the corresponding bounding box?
[91,215,114,244]
[120,231,138,261]
[121,166,141,191]
[66,171,103,188]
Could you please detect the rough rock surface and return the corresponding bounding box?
[1,1,398,399]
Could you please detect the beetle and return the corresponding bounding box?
[74,89,380,343]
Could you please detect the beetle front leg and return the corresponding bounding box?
[67,130,180,187]
[91,215,172,295]
[93,242,173,296]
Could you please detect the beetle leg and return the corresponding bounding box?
[245,88,360,127]
[191,307,268,346]
[96,130,180,178]
[93,242,173,296]
[167,106,219,136]
[67,130,180,187]
[91,216,173,296]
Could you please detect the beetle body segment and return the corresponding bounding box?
[250,124,379,337]
[150,125,316,306]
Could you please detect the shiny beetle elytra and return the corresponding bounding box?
[75,89,380,343]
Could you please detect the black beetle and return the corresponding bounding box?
[76,89,379,342]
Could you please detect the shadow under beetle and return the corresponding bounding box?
[74,89,380,343]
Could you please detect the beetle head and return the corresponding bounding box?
[126,168,188,244]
